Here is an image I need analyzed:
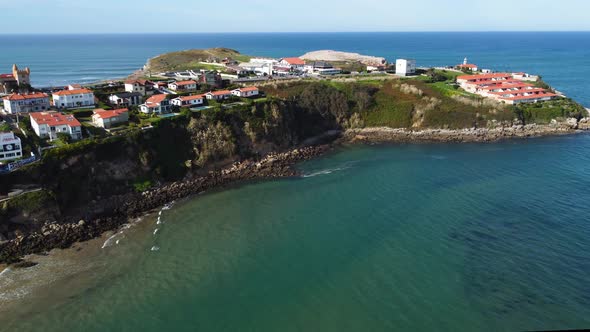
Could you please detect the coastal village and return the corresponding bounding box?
[0,50,575,174]
[0,48,588,266]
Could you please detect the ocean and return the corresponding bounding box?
[2,135,590,331]
[0,32,589,107]
[1,32,590,331]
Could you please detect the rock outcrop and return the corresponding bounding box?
[345,120,589,143]
[0,145,330,264]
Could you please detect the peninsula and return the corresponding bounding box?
[1,48,589,265]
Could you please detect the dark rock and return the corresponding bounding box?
[11,260,38,269]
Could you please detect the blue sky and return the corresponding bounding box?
[1,0,589,33]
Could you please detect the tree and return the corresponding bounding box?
[56,132,72,144]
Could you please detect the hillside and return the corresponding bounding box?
[146,48,252,73]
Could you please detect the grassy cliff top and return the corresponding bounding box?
[147,48,252,73]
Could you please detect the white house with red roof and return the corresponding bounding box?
[168,80,198,92]
[457,58,478,72]
[231,87,259,98]
[205,90,232,101]
[2,92,50,114]
[139,94,171,114]
[457,73,557,105]
[0,132,23,162]
[279,58,306,71]
[92,108,129,129]
[52,88,95,109]
[29,111,82,140]
[171,94,205,107]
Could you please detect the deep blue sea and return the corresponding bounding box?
[0,32,589,106]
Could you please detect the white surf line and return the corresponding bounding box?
[101,232,121,249]
[0,267,11,278]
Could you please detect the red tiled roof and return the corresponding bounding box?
[3,92,49,101]
[146,94,167,105]
[0,74,15,79]
[53,88,94,96]
[180,94,205,101]
[207,90,231,96]
[488,88,547,95]
[457,73,512,81]
[30,112,81,127]
[173,80,197,86]
[457,64,478,69]
[93,108,128,119]
[479,82,534,90]
[281,57,305,65]
[238,87,259,92]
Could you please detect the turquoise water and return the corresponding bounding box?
[2,135,590,331]
[1,32,589,107]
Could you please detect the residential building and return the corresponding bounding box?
[231,87,259,98]
[273,67,292,76]
[0,132,22,162]
[171,94,205,107]
[197,71,223,88]
[457,73,557,105]
[124,80,150,96]
[395,59,417,76]
[29,111,82,140]
[139,94,171,114]
[366,64,386,72]
[152,81,169,90]
[168,80,198,92]
[456,57,478,72]
[250,58,279,65]
[457,73,514,92]
[67,84,82,90]
[52,88,95,109]
[239,62,273,76]
[0,64,31,94]
[279,58,306,71]
[304,62,341,75]
[512,72,539,82]
[92,108,129,129]
[205,90,232,101]
[2,92,50,114]
[108,92,142,107]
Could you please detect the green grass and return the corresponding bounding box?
[361,82,416,128]
[514,98,586,124]
[429,82,475,98]
[1,189,56,216]
[148,48,252,72]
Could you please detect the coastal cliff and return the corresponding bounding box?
[1,78,588,263]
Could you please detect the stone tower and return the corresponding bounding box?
[12,64,31,86]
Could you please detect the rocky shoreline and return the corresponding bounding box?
[345,118,590,143]
[0,145,331,264]
[2,117,590,265]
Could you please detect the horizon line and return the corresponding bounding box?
[1,30,590,35]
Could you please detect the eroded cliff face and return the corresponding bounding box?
[1,97,344,223]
